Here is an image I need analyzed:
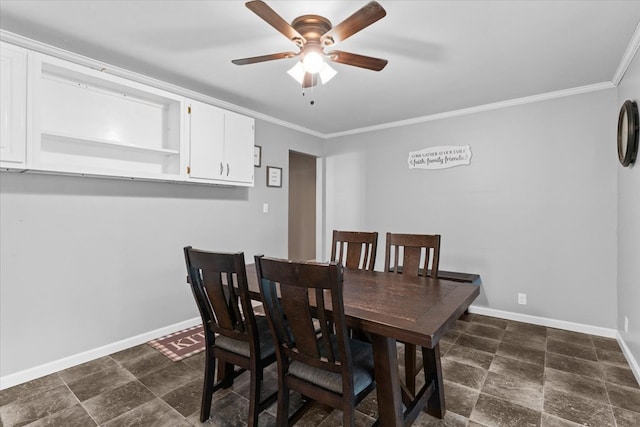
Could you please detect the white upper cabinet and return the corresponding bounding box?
[223,110,255,185]
[0,42,28,169]
[29,53,184,181]
[187,100,224,181]
[187,99,254,186]
[0,41,256,186]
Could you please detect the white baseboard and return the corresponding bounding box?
[4,307,639,391]
[468,305,618,338]
[0,317,201,391]
[617,331,640,386]
[468,305,640,382]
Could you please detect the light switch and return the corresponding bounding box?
[263,203,269,213]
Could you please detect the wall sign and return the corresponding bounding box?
[254,145,262,167]
[266,166,282,187]
[408,145,472,170]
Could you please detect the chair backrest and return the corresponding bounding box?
[184,247,259,353]
[254,256,355,394]
[330,230,378,271]
[384,233,441,278]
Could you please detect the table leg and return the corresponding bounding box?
[370,334,403,427]
[422,343,445,418]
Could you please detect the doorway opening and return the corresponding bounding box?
[288,151,317,261]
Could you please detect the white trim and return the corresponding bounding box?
[0,30,325,140]
[617,332,640,386]
[468,305,617,338]
[0,30,618,141]
[316,156,325,262]
[470,305,640,381]
[325,82,615,138]
[3,307,638,390]
[0,317,201,390]
[612,21,640,86]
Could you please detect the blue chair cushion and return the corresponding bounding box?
[215,315,275,360]
[288,336,374,395]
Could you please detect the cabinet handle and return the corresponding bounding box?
[219,162,223,175]
[226,163,230,176]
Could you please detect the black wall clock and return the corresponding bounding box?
[618,100,639,167]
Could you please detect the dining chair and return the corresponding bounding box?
[384,232,441,396]
[254,255,376,427]
[330,230,378,271]
[184,247,277,425]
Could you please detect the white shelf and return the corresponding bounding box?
[30,51,185,181]
[25,164,183,183]
[1,45,255,186]
[41,130,179,157]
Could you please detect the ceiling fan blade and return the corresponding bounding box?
[321,1,386,46]
[327,50,388,71]
[246,0,306,46]
[232,52,298,65]
[302,72,318,88]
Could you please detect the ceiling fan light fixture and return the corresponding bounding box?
[288,60,337,86]
[319,62,337,84]
[287,61,306,84]
[302,50,324,74]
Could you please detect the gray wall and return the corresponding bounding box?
[324,89,619,329]
[617,51,640,364]
[2,66,636,382]
[0,119,322,377]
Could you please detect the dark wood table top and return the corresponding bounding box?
[245,264,480,350]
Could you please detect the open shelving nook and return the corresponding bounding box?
[31,53,184,181]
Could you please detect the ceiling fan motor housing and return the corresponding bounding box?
[291,15,334,47]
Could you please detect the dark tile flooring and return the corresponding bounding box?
[1,313,639,426]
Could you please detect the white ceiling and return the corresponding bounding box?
[1,1,640,136]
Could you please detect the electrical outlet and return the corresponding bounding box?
[263,203,269,213]
[518,293,527,305]
[625,316,629,333]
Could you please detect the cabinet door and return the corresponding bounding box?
[224,111,254,185]
[188,100,224,180]
[0,42,27,168]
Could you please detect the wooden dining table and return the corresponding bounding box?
[244,264,480,426]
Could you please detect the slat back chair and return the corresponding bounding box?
[330,230,378,271]
[383,233,442,396]
[184,247,277,425]
[384,232,441,278]
[254,256,376,427]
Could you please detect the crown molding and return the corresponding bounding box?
[0,30,621,141]
[612,20,640,86]
[325,82,615,138]
[0,30,325,139]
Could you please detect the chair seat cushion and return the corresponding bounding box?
[288,336,374,395]
[215,315,275,359]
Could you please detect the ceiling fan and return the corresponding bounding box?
[231,0,388,88]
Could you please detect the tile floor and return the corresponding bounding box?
[1,313,639,426]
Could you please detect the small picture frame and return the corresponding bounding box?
[266,166,282,187]
[254,145,262,167]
